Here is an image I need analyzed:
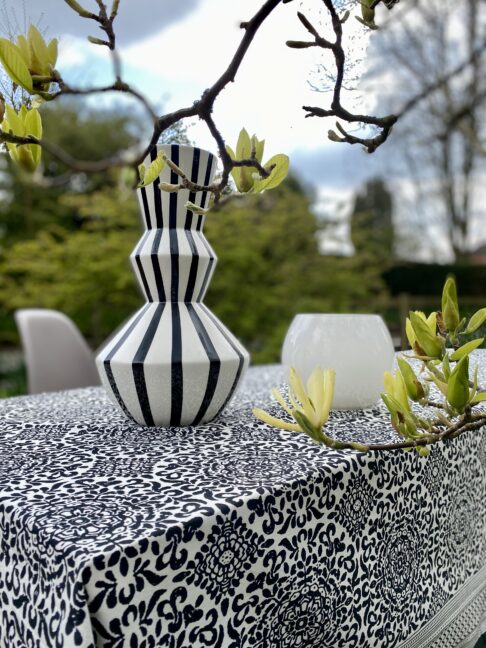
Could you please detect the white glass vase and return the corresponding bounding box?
[282,314,394,409]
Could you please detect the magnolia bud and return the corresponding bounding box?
[447,355,470,412]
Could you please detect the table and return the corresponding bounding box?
[1,361,486,648]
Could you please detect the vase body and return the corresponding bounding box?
[96,144,249,426]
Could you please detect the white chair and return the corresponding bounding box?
[15,309,100,394]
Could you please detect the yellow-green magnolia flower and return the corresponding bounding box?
[1,104,42,172]
[0,25,58,95]
[253,367,335,439]
[226,127,289,194]
[406,311,443,358]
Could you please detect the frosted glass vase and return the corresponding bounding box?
[282,314,394,409]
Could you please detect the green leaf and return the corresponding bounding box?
[251,134,265,164]
[47,38,58,67]
[16,35,30,66]
[185,201,209,215]
[24,108,42,168]
[0,38,33,92]
[4,104,24,135]
[471,392,486,404]
[252,154,290,193]
[137,163,145,183]
[226,144,243,192]
[24,108,42,138]
[138,153,165,188]
[464,308,486,335]
[236,127,251,160]
[29,25,50,75]
[447,355,470,412]
[450,338,484,361]
[397,357,424,401]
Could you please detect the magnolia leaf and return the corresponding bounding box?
[251,134,265,164]
[0,38,33,92]
[16,35,30,66]
[464,308,486,335]
[252,154,289,193]
[47,38,58,67]
[16,146,36,172]
[138,154,165,188]
[409,311,442,358]
[226,144,244,192]
[5,104,24,136]
[235,127,251,160]
[447,355,470,411]
[24,108,42,139]
[450,338,484,361]
[24,108,42,168]
[185,201,209,215]
[28,25,50,75]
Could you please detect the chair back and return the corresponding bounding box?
[15,309,100,394]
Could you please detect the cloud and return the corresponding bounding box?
[1,0,201,44]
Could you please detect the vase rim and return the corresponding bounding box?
[155,143,216,158]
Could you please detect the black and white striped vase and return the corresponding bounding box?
[96,144,249,427]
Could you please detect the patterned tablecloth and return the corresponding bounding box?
[1,360,486,648]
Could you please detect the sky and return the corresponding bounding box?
[2,0,386,191]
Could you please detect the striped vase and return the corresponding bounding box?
[95,144,249,427]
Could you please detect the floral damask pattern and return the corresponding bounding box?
[0,362,486,648]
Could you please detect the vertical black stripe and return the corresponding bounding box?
[200,304,245,417]
[134,231,153,302]
[140,186,151,229]
[170,302,183,426]
[184,224,199,302]
[200,153,215,209]
[150,147,163,228]
[132,303,166,426]
[169,144,179,302]
[151,228,165,302]
[186,304,221,425]
[184,147,202,302]
[103,304,151,418]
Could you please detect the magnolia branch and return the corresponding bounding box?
[0,0,483,194]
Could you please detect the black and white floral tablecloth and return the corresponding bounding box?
[1,359,486,648]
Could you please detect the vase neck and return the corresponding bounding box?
[137,144,217,230]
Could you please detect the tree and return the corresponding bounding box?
[206,178,387,363]
[370,0,486,260]
[0,101,141,244]
[350,177,394,261]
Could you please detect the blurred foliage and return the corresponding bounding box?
[206,179,387,363]
[350,178,394,262]
[0,103,389,396]
[0,101,141,244]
